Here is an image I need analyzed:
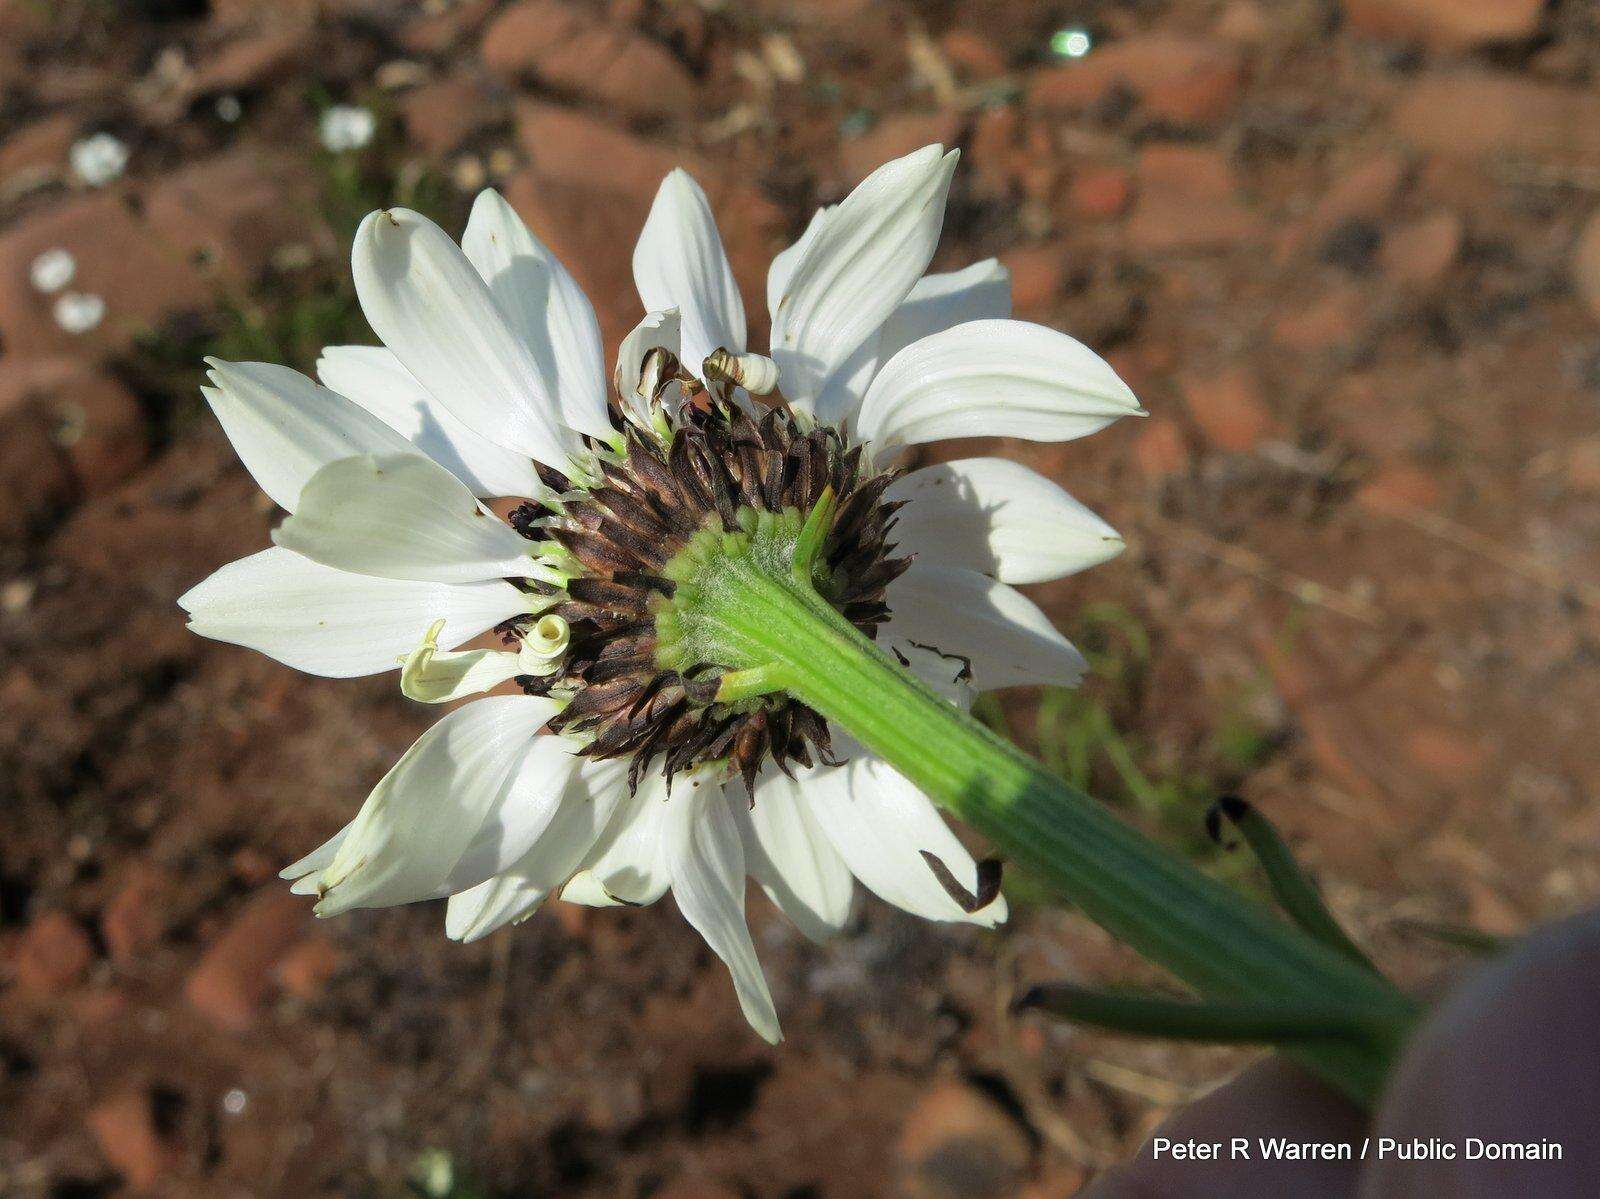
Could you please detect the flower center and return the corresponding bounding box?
[512,402,907,792]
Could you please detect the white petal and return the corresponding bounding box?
[352,207,578,467]
[559,871,616,907]
[445,756,630,942]
[273,452,549,584]
[809,338,882,430]
[739,769,854,943]
[632,170,746,376]
[613,308,683,425]
[317,345,543,498]
[665,777,782,1043]
[282,825,350,894]
[443,873,545,943]
[873,259,1012,368]
[202,359,413,512]
[461,189,612,441]
[180,547,530,677]
[567,769,674,906]
[856,319,1143,453]
[886,457,1123,585]
[765,205,832,323]
[516,612,570,675]
[815,260,1011,425]
[807,756,1007,926]
[893,641,976,711]
[884,563,1087,690]
[770,145,958,414]
[444,736,614,891]
[316,695,561,915]
[400,629,527,704]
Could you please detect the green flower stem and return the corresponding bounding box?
[671,512,1420,1106]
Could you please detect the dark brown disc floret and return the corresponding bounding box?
[510,402,909,793]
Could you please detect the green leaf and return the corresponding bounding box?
[1015,983,1390,1046]
[1207,796,1377,973]
[1393,919,1508,957]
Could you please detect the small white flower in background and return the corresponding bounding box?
[319,104,376,152]
[29,248,76,294]
[181,145,1142,1043]
[215,94,243,123]
[53,291,105,334]
[69,132,130,186]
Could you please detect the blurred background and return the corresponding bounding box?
[3,0,1599,1194]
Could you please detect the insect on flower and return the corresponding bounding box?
[180,145,1142,1041]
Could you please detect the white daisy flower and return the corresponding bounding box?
[180,145,1142,1043]
[319,104,376,153]
[69,132,130,186]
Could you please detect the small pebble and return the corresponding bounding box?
[54,292,106,334]
[29,248,76,293]
[70,132,130,186]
